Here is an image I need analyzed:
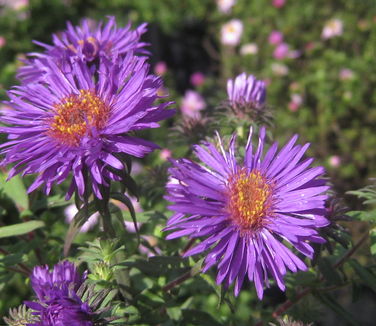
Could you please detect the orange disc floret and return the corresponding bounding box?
[48,89,110,146]
[226,168,274,234]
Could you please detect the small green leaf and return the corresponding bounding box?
[348,259,376,293]
[0,173,28,210]
[318,257,343,285]
[0,220,44,238]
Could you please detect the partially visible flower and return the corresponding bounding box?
[328,155,341,168]
[65,204,99,232]
[0,36,6,48]
[0,0,28,10]
[288,93,303,112]
[221,19,243,46]
[321,18,343,39]
[165,127,329,298]
[272,0,285,8]
[0,55,174,200]
[216,0,236,14]
[180,90,206,118]
[18,17,148,82]
[160,148,172,161]
[29,261,85,302]
[240,43,258,56]
[273,43,289,60]
[268,31,283,45]
[154,61,167,76]
[190,72,205,87]
[227,73,266,108]
[271,62,289,76]
[339,68,354,81]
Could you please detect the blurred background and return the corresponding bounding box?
[0,0,376,324]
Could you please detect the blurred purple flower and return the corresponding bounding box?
[154,61,167,76]
[227,73,266,107]
[180,90,206,119]
[272,0,285,8]
[190,72,205,87]
[0,55,174,200]
[221,19,243,46]
[65,204,99,233]
[165,127,329,298]
[339,68,354,81]
[268,31,283,45]
[273,43,289,60]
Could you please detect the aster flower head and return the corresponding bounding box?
[165,127,329,298]
[26,261,93,325]
[0,53,174,200]
[18,16,148,82]
[227,73,266,108]
[180,90,206,119]
[220,19,243,46]
[321,18,343,40]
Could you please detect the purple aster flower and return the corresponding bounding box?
[165,127,329,299]
[18,16,148,83]
[0,54,174,199]
[25,261,93,326]
[30,261,85,302]
[227,73,266,108]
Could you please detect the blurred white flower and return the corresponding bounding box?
[339,68,354,81]
[221,19,243,46]
[328,155,341,168]
[288,93,303,112]
[322,19,343,39]
[180,90,206,118]
[65,204,99,233]
[271,62,289,76]
[217,0,236,14]
[240,43,258,55]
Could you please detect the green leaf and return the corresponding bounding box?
[370,228,376,256]
[317,257,343,285]
[348,259,376,293]
[0,173,28,210]
[347,210,376,223]
[0,220,44,238]
[314,292,359,326]
[181,309,223,326]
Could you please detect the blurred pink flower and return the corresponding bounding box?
[65,204,99,233]
[0,36,6,48]
[268,31,283,45]
[180,90,206,118]
[271,63,289,76]
[154,61,167,76]
[272,0,285,8]
[160,148,172,161]
[273,43,289,59]
[322,19,343,39]
[1,0,28,10]
[240,43,258,55]
[328,155,341,168]
[190,72,205,87]
[216,0,236,14]
[339,68,354,81]
[221,19,243,46]
[288,94,303,112]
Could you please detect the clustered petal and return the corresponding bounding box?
[26,261,93,326]
[227,73,266,107]
[165,127,329,298]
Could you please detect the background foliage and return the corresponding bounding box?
[0,0,376,325]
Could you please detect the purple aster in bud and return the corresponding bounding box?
[165,127,329,299]
[18,16,148,83]
[30,261,85,302]
[0,53,175,199]
[227,73,266,108]
[25,261,93,326]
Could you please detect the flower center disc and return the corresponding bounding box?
[48,90,110,146]
[226,168,273,233]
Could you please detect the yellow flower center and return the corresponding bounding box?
[48,90,110,146]
[226,168,274,234]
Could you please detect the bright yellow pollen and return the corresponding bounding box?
[48,90,110,146]
[226,168,273,233]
